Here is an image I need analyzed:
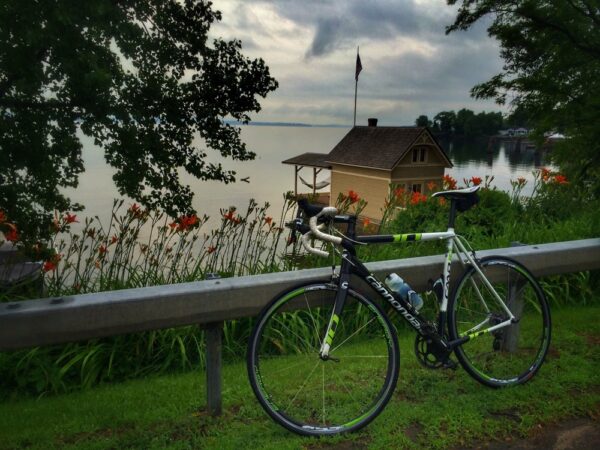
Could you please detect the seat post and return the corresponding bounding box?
[448,200,457,229]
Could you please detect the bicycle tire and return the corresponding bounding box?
[247,280,399,436]
[448,256,551,388]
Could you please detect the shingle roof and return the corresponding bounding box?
[325,126,451,170]
[281,152,331,169]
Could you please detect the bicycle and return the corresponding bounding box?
[247,185,551,436]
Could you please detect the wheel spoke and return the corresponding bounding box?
[451,259,550,387]
[249,284,399,435]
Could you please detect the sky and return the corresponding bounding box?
[209,0,506,127]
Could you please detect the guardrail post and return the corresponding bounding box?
[503,242,525,352]
[205,321,223,416]
[203,272,223,416]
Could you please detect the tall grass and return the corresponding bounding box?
[0,168,598,398]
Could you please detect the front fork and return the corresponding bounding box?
[319,271,350,359]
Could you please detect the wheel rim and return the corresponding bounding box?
[250,284,397,434]
[453,260,550,385]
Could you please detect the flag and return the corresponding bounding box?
[355,50,362,81]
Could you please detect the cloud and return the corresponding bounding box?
[209,0,504,125]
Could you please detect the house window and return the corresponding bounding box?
[412,183,422,193]
[412,147,427,163]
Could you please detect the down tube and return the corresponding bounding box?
[350,256,427,334]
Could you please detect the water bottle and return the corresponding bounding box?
[384,273,424,311]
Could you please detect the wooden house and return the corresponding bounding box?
[283,122,452,220]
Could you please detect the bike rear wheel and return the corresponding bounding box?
[247,281,399,436]
[449,256,551,388]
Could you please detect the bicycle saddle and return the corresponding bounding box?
[432,185,480,212]
[431,185,480,199]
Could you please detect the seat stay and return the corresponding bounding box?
[453,237,516,321]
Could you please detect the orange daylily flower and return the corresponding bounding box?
[0,210,6,223]
[470,176,482,186]
[554,174,568,184]
[129,203,141,213]
[265,216,273,225]
[4,223,18,242]
[98,244,108,256]
[410,192,427,205]
[348,190,359,204]
[541,167,551,182]
[42,254,62,272]
[64,213,78,224]
[207,245,217,254]
[443,174,457,190]
[426,182,437,191]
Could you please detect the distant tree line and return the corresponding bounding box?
[414,108,519,137]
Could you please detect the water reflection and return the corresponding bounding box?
[65,127,553,226]
[440,136,553,195]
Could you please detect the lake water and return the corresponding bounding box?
[65,126,551,226]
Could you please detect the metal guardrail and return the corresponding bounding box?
[1,238,599,414]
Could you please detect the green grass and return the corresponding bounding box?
[1,305,599,450]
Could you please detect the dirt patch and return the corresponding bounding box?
[57,423,134,445]
[462,417,600,450]
[404,421,424,443]
[306,437,371,450]
[488,408,522,423]
[584,334,600,346]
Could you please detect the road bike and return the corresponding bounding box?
[247,185,551,436]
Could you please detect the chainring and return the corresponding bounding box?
[414,334,448,369]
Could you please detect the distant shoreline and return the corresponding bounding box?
[225,120,349,128]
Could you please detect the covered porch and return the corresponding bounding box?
[282,152,331,205]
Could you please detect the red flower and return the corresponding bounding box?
[43,261,57,272]
[110,235,118,244]
[64,213,78,224]
[410,192,427,206]
[541,168,551,182]
[98,245,108,256]
[207,245,217,254]
[443,174,457,190]
[0,210,5,223]
[42,254,62,272]
[223,211,235,222]
[394,187,405,198]
[129,203,141,214]
[265,216,273,225]
[554,174,568,184]
[179,214,199,231]
[4,223,18,242]
[348,190,359,204]
[233,215,242,225]
[426,182,437,191]
[470,176,482,186]
[517,177,527,185]
[363,217,371,227]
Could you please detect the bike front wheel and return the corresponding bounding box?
[449,256,551,388]
[247,281,399,436]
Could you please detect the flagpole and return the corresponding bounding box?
[353,46,359,127]
[353,77,358,127]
